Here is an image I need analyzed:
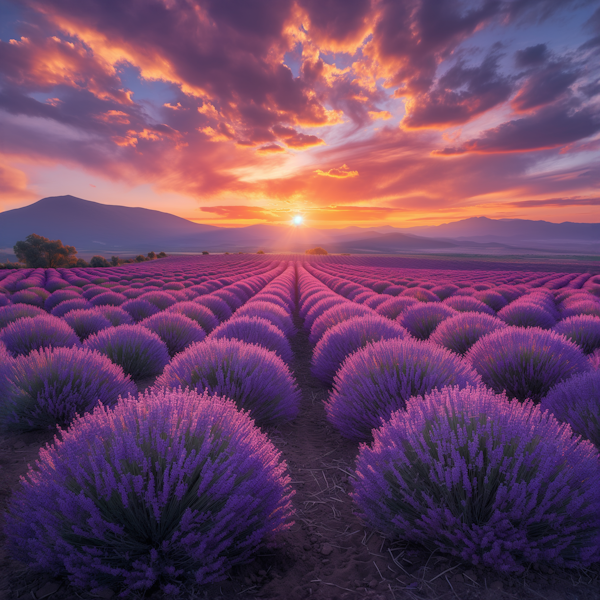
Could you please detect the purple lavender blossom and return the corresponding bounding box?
[44,290,83,311]
[497,302,557,329]
[442,295,495,315]
[429,312,508,355]
[96,305,135,326]
[0,346,136,432]
[0,295,9,307]
[84,324,170,379]
[351,386,600,573]
[303,297,347,331]
[194,295,233,322]
[375,297,418,320]
[466,326,590,402]
[561,299,600,319]
[553,315,600,354]
[431,284,459,300]
[541,370,600,448]
[299,291,333,319]
[50,298,92,317]
[400,287,440,303]
[209,316,293,363]
[398,303,457,340]
[212,289,243,311]
[326,338,481,441]
[63,308,114,341]
[166,301,219,334]
[474,290,508,311]
[121,298,161,323]
[312,315,409,385]
[309,303,372,345]
[155,338,300,425]
[138,291,177,310]
[363,295,391,309]
[88,291,128,307]
[140,312,206,357]
[246,293,292,315]
[3,388,295,595]
[0,315,80,356]
[10,290,45,307]
[235,301,295,337]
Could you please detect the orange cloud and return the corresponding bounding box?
[257,143,286,154]
[315,164,358,178]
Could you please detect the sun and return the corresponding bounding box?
[292,215,304,226]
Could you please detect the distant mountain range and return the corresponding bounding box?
[1,195,599,257]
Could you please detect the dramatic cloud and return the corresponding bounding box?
[1,0,598,225]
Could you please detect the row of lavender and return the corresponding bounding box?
[0,256,599,595]
[297,262,600,574]
[0,258,305,595]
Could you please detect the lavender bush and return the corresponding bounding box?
[553,315,600,354]
[89,291,128,307]
[209,316,293,363]
[97,306,135,326]
[352,386,600,573]
[155,338,300,425]
[544,364,600,441]
[303,297,346,331]
[194,295,233,322]
[309,303,372,345]
[10,290,45,307]
[121,298,161,323]
[474,290,508,311]
[429,312,507,355]
[0,346,136,432]
[312,315,409,384]
[375,297,418,320]
[84,324,170,380]
[235,302,295,337]
[0,304,46,328]
[50,298,92,317]
[497,302,557,329]
[166,301,219,334]
[140,312,206,357]
[466,326,590,402]
[326,338,481,441]
[0,315,80,357]
[398,303,457,340]
[400,288,440,303]
[299,291,334,319]
[138,291,177,310]
[63,308,113,341]
[44,290,83,312]
[442,295,495,315]
[3,388,295,595]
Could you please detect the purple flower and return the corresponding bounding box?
[312,315,409,385]
[140,312,206,357]
[194,295,233,322]
[466,326,590,402]
[0,346,136,432]
[50,298,92,317]
[235,301,295,337]
[209,316,293,363]
[166,301,219,334]
[88,291,128,307]
[429,312,508,356]
[137,291,177,310]
[63,308,114,341]
[96,306,135,326]
[10,290,45,307]
[400,288,440,303]
[442,295,495,315]
[474,290,508,311]
[0,294,10,308]
[211,289,243,311]
[431,284,459,300]
[310,303,372,345]
[541,370,600,448]
[375,297,419,320]
[44,290,83,311]
[155,338,300,425]
[299,290,332,319]
[304,297,347,331]
[3,388,295,595]
[398,303,457,340]
[121,298,161,323]
[352,386,600,573]
[553,315,600,355]
[363,295,390,309]
[0,315,80,357]
[497,302,557,329]
[84,324,170,380]
[326,338,481,441]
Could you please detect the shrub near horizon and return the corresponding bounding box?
[352,386,600,573]
[4,388,295,596]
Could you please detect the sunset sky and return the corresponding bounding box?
[0,0,599,228]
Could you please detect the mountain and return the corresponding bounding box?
[1,196,599,256]
[0,195,217,251]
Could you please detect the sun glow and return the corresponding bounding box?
[292,215,304,226]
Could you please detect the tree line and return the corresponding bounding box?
[2,234,167,269]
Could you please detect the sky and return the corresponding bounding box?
[0,0,599,229]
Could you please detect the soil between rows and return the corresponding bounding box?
[0,308,598,600]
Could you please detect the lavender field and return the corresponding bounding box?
[1,254,600,600]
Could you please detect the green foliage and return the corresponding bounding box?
[110,256,120,266]
[147,251,157,259]
[89,256,110,268]
[157,251,167,258]
[14,234,78,268]
[135,255,146,262]
[305,247,328,255]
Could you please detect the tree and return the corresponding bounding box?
[111,256,120,266]
[90,255,110,267]
[257,250,265,254]
[157,252,167,258]
[202,251,210,255]
[75,258,89,267]
[14,234,78,268]
[135,255,147,262]
[305,247,328,255]
[147,251,157,260]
